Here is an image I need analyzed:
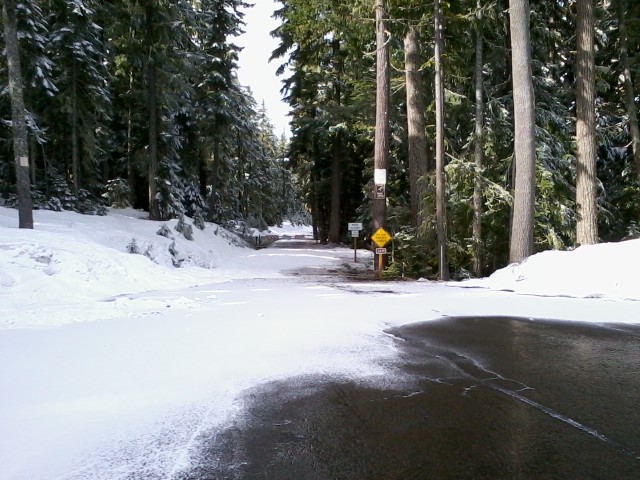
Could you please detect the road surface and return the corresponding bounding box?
[179,316,640,479]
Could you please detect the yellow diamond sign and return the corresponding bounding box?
[371,227,392,248]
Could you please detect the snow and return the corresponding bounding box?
[0,206,638,480]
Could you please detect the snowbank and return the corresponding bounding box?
[468,240,640,301]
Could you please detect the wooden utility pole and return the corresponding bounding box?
[2,0,34,229]
[373,0,390,270]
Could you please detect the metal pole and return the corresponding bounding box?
[354,237,357,262]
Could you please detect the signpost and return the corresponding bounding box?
[348,222,363,262]
[371,227,392,277]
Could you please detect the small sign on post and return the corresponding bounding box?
[348,222,363,262]
[371,227,391,248]
[371,227,392,278]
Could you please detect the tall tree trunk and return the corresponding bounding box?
[328,132,344,244]
[575,0,598,246]
[315,176,328,244]
[617,0,640,185]
[71,58,80,203]
[472,0,485,277]
[311,178,319,242]
[2,0,34,229]
[312,138,325,244]
[328,40,344,244]
[508,0,536,263]
[405,26,428,229]
[126,34,136,208]
[434,0,450,280]
[146,1,160,220]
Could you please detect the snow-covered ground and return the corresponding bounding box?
[1,207,638,480]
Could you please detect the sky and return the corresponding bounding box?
[236,0,291,138]
[1,206,639,479]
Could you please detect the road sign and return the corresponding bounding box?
[351,230,360,237]
[371,227,392,247]
[348,222,363,231]
[374,168,387,185]
[375,248,387,254]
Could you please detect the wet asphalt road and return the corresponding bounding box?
[179,317,640,480]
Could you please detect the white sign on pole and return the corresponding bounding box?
[374,168,387,185]
[348,222,363,231]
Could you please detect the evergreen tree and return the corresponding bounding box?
[45,0,111,205]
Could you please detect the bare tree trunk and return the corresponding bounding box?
[508,0,536,263]
[311,180,319,241]
[472,0,485,277]
[328,132,343,244]
[328,41,344,244]
[617,0,640,185]
[71,58,80,202]
[405,26,428,229]
[146,1,160,220]
[575,0,598,246]
[434,0,450,280]
[2,0,34,229]
[373,0,391,269]
[126,38,136,208]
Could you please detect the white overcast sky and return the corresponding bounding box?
[236,0,291,137]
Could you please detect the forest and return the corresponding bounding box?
[1,0,639,280]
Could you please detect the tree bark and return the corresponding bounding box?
[405,26,428,229]
[508,0,536,263]
[328,132,344,244]
[575,0,598,246]
[71,57,80,202]
[434,0,450,280]
[472,0,485,277]
[2,0,34,228]
[328,40,344,244]
[373,0,391,269]
[617,0,640,186]
[146,0,161,220]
